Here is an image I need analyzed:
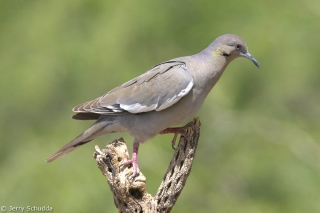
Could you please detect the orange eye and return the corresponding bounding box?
[235,44,241,49]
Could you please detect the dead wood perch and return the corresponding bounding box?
[93,117,201,213]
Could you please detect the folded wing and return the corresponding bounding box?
[72,61,194,118]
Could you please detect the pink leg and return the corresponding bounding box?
[159,121,199,149]
[121,142,140,178]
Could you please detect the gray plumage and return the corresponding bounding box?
[47,34,259,177]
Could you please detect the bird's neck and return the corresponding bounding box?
[192,53,230,94]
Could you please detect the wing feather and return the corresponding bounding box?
[72,61,193,117]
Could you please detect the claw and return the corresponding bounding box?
[171,134,178,150]
[122,159,140,178]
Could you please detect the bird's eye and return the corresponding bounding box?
[235,44,241,50]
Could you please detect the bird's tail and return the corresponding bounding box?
[46,119,114,162]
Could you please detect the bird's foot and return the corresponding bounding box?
[121,142,140,178]
[160,121,199,149]
[122,158,140,178]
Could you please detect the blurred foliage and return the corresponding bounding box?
[1,0,319,212]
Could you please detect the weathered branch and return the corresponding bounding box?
[93,117,201,213]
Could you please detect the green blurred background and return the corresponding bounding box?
[1,1,319,212]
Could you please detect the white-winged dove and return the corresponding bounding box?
[47,34,259,177]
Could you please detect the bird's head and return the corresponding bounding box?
[211,34,260,68]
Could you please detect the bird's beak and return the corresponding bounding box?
[241,52,260,68]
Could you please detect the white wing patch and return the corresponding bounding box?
[120,102,156,113]
[155,75,193,111]
[119,64,194,113]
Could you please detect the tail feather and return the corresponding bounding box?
[46,119,114,162]
[46,133,93,162]
[72,112,100,120]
